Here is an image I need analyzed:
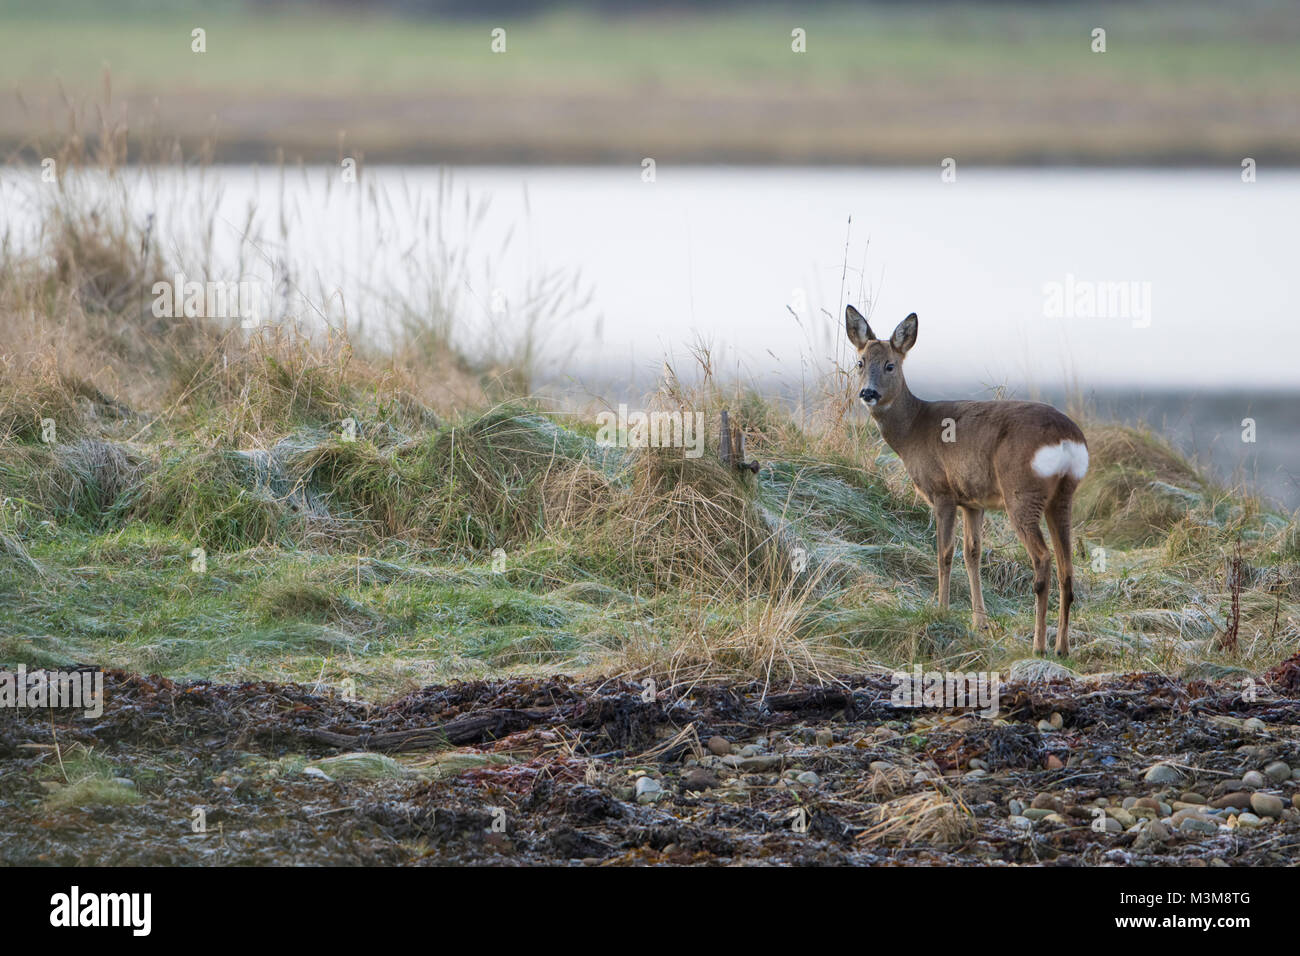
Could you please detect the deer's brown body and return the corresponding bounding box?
[847,306,1088,655]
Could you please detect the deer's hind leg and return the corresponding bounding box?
[1045,480,1077,656]
[1007,493,1052,655]
[960,505,988,630]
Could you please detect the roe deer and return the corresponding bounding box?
[845,305,1088,656]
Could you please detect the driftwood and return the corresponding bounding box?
[763,688,857,717]
[302,707,555,753]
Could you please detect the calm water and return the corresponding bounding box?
[3,165,1297,504]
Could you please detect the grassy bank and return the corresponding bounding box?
[4,2,1300,163]
[1,159,1297,702]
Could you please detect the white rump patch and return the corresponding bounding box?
[1030,440,1089,480]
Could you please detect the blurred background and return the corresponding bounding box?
[2,0,1298,504]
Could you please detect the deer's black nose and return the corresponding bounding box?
[860,388,880,403]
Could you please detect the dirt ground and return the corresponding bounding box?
[2,660,1299,866]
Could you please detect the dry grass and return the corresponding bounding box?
[858,791,976,848]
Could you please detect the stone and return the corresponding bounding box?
[739,754,783,773]
[1146,820,1171,842]
[1106,807,1137,828]
[1048,712,1064,729]
[795,771,821,787]
[1249,792,1283,819]
[1242,717,1266,734]
[681,768,718,792]
[1235,812,1263,828]
[1264,761,1292,783]
[1009,815,1033,830]
[1179,791,1206,805]
[1143,763,1184,785]
[815,729,833,747]
[1023,808,1053,822]
[1242,770,1266,789]
[1031,793,1062,811]
[1045,754,1065,770]
[1179,817,1218,836]
[1210,792,1251,810]
[1008,799,1025,816]
[707,736,731,756]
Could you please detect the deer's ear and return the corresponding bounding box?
[890,313,918,354]
[845,305,875,349]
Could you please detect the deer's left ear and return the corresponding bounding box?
[891,313,918,354]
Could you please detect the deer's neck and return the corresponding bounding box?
[871,379,927,451]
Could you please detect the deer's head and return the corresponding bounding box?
[845,305,917,411]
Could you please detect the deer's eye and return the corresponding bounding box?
[856,359,864,370]
[885,363,895,373]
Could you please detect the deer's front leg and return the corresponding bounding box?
[960,505,988,629]
[934,498,957,611]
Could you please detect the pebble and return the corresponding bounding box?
[738,744,762,758]
[1242,770,1266,789]
[1037,719,1055,733]
[795,771,821,788]
[739,754,783,773]
[1242,717,1266,734]
[681,768,719,792]
[1041,812,1069,826]
[1134,797,1163,813]
[968,757,988,771]
[1264,760,1292,783]
[1045,754,1065,770]
[815,729,833,747]
[1179,817,1218,836]
[1210,791,1252,810]
[868,760,894,772]
[302,767,332,781]
[1031,793,1062,812]
[1048,712,1064,729]
[1107,808,1137,828]
[635,776,664,804]
[1235,812,1263,828]
[707,736,731,757]
[1008,799,1025,816]
[1249,792,1283,819]
[1146,820,1172,842]
[1122,796,1138,809]
[1143,763,1184,785]
[1023,808,1053,822]
[1179,791,1206,805]
[1009,815,1033,830]
[1100,816,1123,833]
